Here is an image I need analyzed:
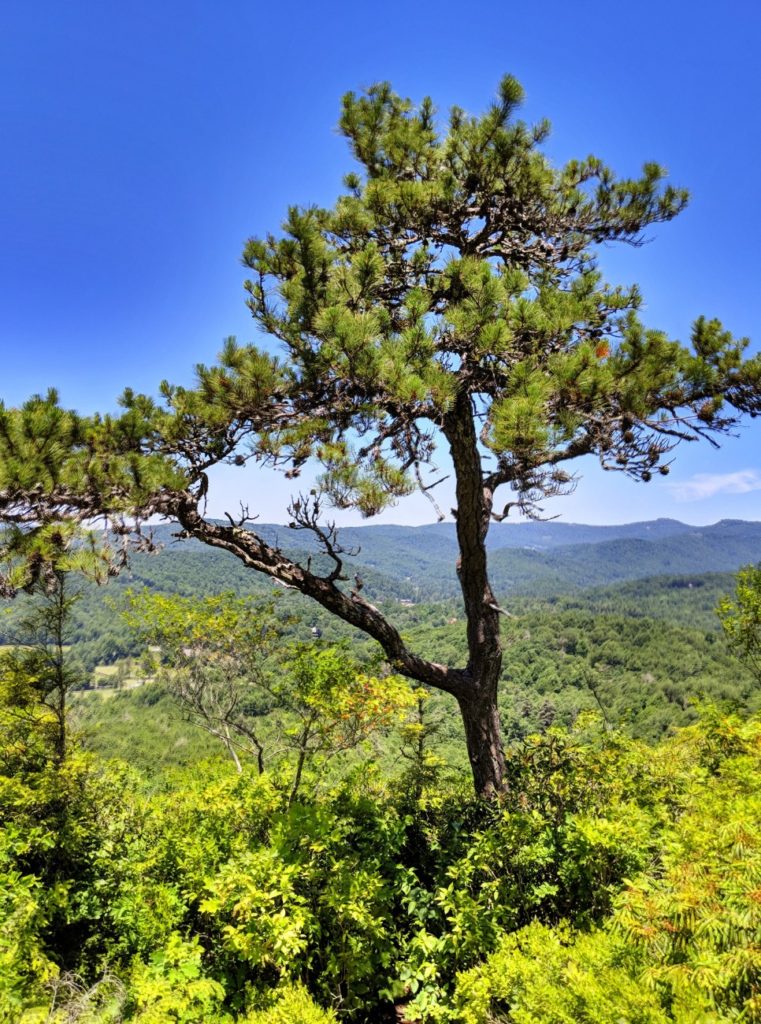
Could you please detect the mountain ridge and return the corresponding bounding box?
[141,518,761,602]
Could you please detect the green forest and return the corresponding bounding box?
[1,525,760,1022]
[2,72,761,1022]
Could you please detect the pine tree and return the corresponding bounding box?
[0,523,90,763]
[2,77,760,795]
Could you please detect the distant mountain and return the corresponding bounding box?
[149,516,694,557]
[231,516,695,554]
[488,519,761,597]
[484,517,697,550]
[5,518,759,677]
[143,517,761,602]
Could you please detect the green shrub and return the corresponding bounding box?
[243,984,337,1023]
[451,921,670,1024]
[127,934,228,1023]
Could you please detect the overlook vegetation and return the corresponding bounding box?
[1,517,761,1021]
[2,71,761,1021]
[2,647,760,1021]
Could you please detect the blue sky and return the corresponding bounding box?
[2,0,760,526]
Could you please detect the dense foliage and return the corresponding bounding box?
[2,664,759,1021]
[2,547,760,1021]
[718,563,761,682]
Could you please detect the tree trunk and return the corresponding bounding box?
[457,683,506,798]
[444,389,508,798]
[288,714,315,806]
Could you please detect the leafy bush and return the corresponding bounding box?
[126,934,228,1023]
[243,985,337,1023]
[2,639,760,1024]
[451,922,670,1024]
[447,713,761,1024]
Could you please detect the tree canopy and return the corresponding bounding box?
[1,75,759,794]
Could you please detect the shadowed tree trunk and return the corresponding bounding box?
[444,388,508,796]
[458,685,506,798]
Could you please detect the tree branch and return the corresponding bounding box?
[169,491,467,699]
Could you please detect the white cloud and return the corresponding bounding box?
[668,469,761,503]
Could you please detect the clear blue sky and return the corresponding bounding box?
[2,0,760,525]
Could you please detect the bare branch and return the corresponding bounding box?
[224,503,258,529]
[287,491,357,583]
[413,460,449,522]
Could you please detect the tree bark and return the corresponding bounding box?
[458,685,506,799]
[443,388,508,796]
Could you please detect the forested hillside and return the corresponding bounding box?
[0,518,753,777]
[211,518,761,600]
[2,520,759,690]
